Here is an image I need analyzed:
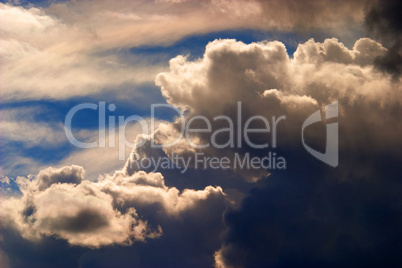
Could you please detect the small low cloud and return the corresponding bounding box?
[1,164,228,248]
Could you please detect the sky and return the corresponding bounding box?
[0,0,401,267]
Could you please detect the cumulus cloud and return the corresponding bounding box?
[1,165,153,248]
[0,164,228,249]
[33,165,84,191]
[153,37,400,182]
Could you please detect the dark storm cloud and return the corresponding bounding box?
[216,143,402,267]
[364,0,402,78]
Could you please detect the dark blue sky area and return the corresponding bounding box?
[130,30,303,61]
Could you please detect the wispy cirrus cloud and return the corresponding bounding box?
[0,0,367,101]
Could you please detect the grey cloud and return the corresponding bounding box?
[364,0,402,78]
[38,208,109,234]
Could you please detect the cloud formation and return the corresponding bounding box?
[1,1,402,267]
[2,35,401,267]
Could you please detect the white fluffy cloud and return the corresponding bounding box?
[151,37,401,182]
[157,37,393,112]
